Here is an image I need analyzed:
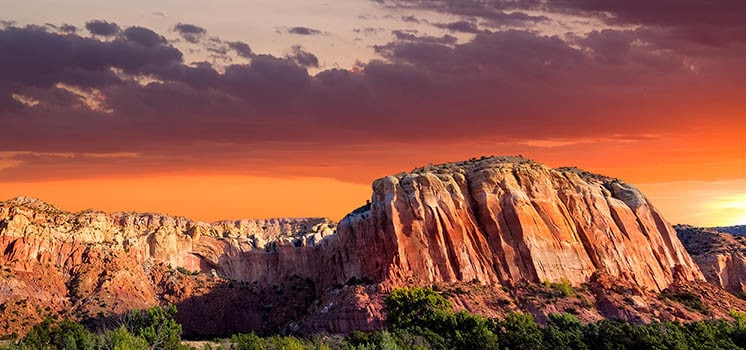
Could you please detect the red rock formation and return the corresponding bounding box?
[676,225,746,295]
[333,158,702,292]
[0,157,709,337]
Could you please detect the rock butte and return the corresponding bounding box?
[0,156,721,337]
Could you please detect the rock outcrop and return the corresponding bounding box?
[332,157,702,293]
[0,157,714,337]
[676,225,746,296]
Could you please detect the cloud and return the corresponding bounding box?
[122,26,166,47]
[1,19,745,184]
[0,25,181,88]
[382,0,547,27]
[558,0,746,46]
[390,30,457,45]
[386,0,746,45]
[85,20,120,36]
[353,27,384,36]
[434,20,480,33]
[174,23,207,43]
[287,45,319,67]
[287,26,322,35]
[59,24,77,33]
[227,41,253,58]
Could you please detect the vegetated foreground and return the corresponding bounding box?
[8,288,746,350]
[1,156,745,341]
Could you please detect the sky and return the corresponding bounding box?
[1,0,745,226]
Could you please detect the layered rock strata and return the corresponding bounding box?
[0,157,706,336]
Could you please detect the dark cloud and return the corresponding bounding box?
[382,0,547,27]
[287,46,320,68]
[401,15,420,23]
[435,20,479,33]
[59,24,77,33]
[228,41,253,58]
[122,26,166,47]
[174,23,207,43]
[85,20,120,36]
[0,25,181,88]
[386,0,746,45]
[391,30,457,45]
[287,26,322,35]
[1,21,745,182]
[553,0,746,46]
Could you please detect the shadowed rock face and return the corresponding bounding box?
[0,157,704,336]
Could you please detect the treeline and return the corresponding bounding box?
[373,287,746,350]
[8,287,746,349]
[6,305,182,350]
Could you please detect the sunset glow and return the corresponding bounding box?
[2,0,746,227]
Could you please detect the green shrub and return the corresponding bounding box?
[231,332,264,350]
[121,305,182,350]
[662,290,710,315]
[15,318,97,350]
[545,278,575,297]
[384,287,452,330]
[102,326,150,350]
[494,313,544,350]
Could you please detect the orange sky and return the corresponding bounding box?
[2,1,746,227]
[2,133,746,227]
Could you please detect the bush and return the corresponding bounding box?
[15,318,97,350]
[231,332,265,350]
[121,305,182,350]
[543,313,586,350]
[385,287,452,330]
[662,290,710,315]
[545,278,575,297]
[495,313,544,350]
[102,326,150,350]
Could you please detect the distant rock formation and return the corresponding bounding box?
[676,225,746,296]
[0,156,722,338]
[711,225,746,237]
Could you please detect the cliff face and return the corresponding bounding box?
[0,157,708,337]
[335,157,702,292]
[0,197,340,336]
[676,225,746,296]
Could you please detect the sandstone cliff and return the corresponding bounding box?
[333,157,702,292]
[0,157,720,337]
[676,225,746,296]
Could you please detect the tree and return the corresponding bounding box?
[121,305,182,350]
[102,326,150,350]
[384,287,452,330]
[543,313,587,350]
[494,313,545,350]
[15,317,96,350]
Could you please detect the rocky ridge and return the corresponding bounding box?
[1,156,736,338]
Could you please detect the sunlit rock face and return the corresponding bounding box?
[334,157,702,292]
[0,157,704,336]
[677,225,746,295]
